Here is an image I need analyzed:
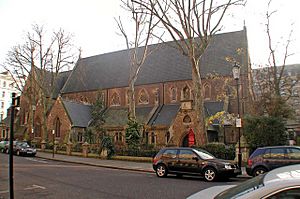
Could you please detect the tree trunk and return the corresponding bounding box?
[190,57,207,145]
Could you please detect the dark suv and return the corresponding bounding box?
[246,146,300,176]
[152,147,240,181]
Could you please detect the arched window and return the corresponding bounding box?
[170,87,177,102]
[182,86,190,100]
[154,89,159,104]
[55,117,61,137]
[138,89,149,104]
[151,132,156,144]
[111,92,121,106]
[183,115,192,124]
[35,117,42,137]
[166,131,170,144]
[204,83,211,100]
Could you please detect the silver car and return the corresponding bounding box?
[188,164,300,199]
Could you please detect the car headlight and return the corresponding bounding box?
[224,164,232,169]
[33,149,36,152]
[21,148,25,151]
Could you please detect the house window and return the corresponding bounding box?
[1,102,4,109]
[170,87,177,102]
[182,86,190,100]
[55,117,61,137]
[138,89,149,104]
[204,83,211,100]
[2,91,5,98]
[183,115,191,124]
[115,132,122,142]
[111,92,121,106]
[154,89,159,104]
[2,129,5,138]
[77,132,83,142]
[0,113,3,121]
[166,131,170,144]
[151,132,156,144]
[3,81,6,88]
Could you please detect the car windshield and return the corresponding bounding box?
[193,149,215,160]
[215,174,265,199]
[18,142,30,148]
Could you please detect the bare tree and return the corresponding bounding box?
[5,24,78,141]
[116,0,159,120]
[132,0,245,144]
[252,0,298,118]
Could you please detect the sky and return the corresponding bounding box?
[0,0,300,70]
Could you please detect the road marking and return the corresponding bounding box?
[25,157,48,163]
[0,190,8,194]
[24,184,46,190]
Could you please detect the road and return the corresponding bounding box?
[0,153,246,199]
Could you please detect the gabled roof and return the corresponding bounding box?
[52,70,72,98]
[104,106,155,126]
[32,68,72,99]
[62,29,248,93]
[61,99,92,128]
[148,104,181,126]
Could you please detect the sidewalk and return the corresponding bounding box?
[35,151,250,178]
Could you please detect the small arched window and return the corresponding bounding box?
[55,117,61,137]
[204,83,211,100]
[183,115,191,124]
[138,89,149,104]
[170,87,177,102]
[111,92,121,106]
[151,132,156,144]
[166,131,170,144]
[182,86,190,100]
[154,89,159,104]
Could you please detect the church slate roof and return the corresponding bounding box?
[52,70,72,98]
[61,29,248,93]
[104,106,155,126]
[62,99,92,128]
[148,104,181,126]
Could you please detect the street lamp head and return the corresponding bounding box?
[232,62,240,80]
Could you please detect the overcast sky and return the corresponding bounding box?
[0,0,299,70]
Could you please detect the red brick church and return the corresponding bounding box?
[12,27,252,149]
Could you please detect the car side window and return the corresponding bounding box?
[266,188,300,199]
[162,149,177,159]
[178,150,197,160]
[270,148,286,159]
[287,148,300,159]
[263,149,271,158]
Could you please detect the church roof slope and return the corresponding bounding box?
[62,99,92,128]
[62,29,248,93]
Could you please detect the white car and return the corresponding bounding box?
[187,164,300,199]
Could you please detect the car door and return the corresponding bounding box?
[286,147,300,165]
[266,148,287,170]
[161,149,178,172]
[175,149,200,174]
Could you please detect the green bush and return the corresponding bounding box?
[115,149,159,157]
[198,143,235,160]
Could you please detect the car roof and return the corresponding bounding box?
[256,145,300,150]
[264,164,300,183]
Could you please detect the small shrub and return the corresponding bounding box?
[199,143,235,160]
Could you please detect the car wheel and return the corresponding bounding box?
[16,150,20,156]
[203,167,217,182]
[156,164,168,177]
[253,167,267,176]
[5,149,9,154]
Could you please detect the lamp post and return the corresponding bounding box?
[232,62,242,169]
[52,129,55,158]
